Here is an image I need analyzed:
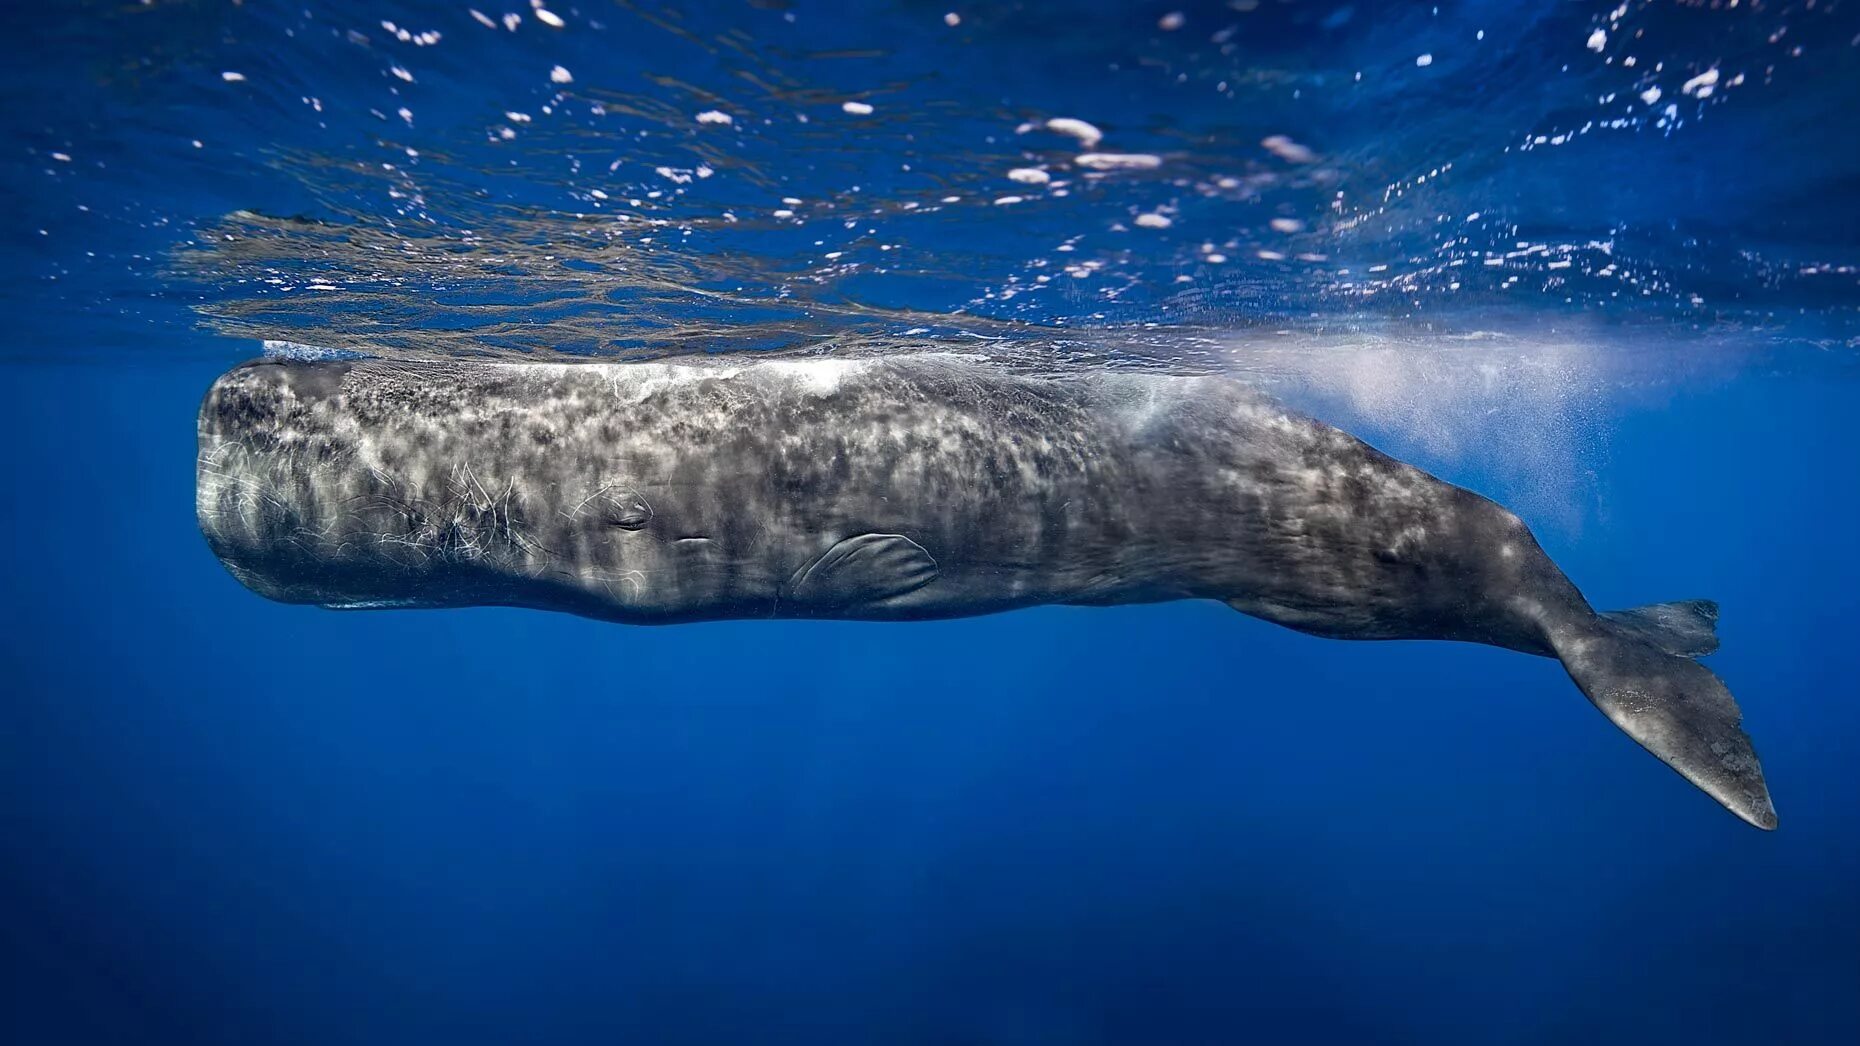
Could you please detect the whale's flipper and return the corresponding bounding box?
[1600,599,1720,658]
[1550,619,1776,830]
[784,533,939,612]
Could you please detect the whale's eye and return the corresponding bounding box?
[601,490,653,531]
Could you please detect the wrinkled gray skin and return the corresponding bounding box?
[197,354,1777,829]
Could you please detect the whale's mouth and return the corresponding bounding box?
[208,550,337,608]
[203,531,499,613]
[197,474,577,616]
[217,560,278,600]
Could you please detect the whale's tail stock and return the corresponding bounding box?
[1548,599,1778,830]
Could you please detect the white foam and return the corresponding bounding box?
[1261,135,1317,163]
[1044,118,1103,148]
[1076,153,1161,171]
[1681,67,1719,97]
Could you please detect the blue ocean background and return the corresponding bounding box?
[4,2,1858,1043]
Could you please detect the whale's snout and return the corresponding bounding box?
[195,359,572,613]
[195,359,413,608]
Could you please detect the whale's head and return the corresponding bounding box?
[199,359,456,609]
[196,358,662,617]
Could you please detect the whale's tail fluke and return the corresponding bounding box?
[1599,598,1720,658]
[1549,607,1776,830]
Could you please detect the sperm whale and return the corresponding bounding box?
[196,353,1777,829]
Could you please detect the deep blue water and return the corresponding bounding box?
[5,2,1860,1044]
